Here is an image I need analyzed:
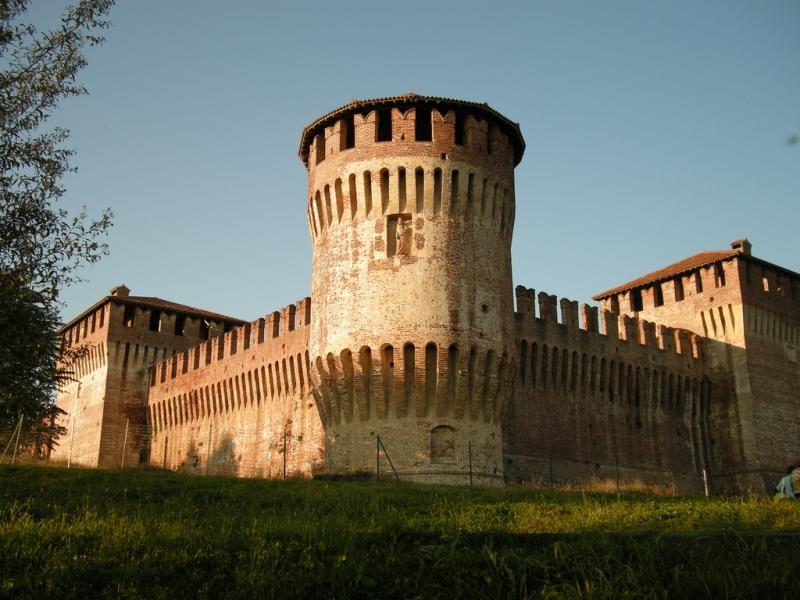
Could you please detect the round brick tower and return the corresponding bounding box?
[299,94,525,484]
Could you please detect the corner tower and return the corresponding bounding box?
[299,94,525,484]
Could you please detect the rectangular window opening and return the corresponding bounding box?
[340,114,355,150]
[315,131,325,165]
[398,167,406,212]
[714,263,726,287]
[376,108,392,142]
[631,289,643,312]
[174,314,186,336]
[653,284,664,307]
[199,320,210,340]
[149,310,162,332]
[123,304,135,328]
[454,111,465,145]
[674,277,685,302]
[415,107,432,141]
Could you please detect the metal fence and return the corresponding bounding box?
[2,418,715,497]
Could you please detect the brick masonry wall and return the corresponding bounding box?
[146,299,325,477]
[53,298,241,468]
[305,102,518,484]
[505,287,710,493]
[596,254,800,492]
[51,304,111,466]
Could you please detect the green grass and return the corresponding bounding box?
[1,466,799,598]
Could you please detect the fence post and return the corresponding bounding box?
[67,417,76,469]
[377,436,399,481]
[283,430,287,480]
[547,448,554,490]
[614,453,620,497]
[376,435,381,482]
[120,419,129,469]
[205,422,212,476]
[671,470,677,496]
[11,414,24,465]
[1,414,23,464]
[468,440,473,486]
[702,468,710,498]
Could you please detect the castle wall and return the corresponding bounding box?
[101,302,230,468]
[737,261,800,490]
[51,304,111,466]
[598,255,800,492]
[305,104,518,484]
[505,287,710,492]
[145,299,324,478]
[53,298,238,468]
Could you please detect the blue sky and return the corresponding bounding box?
[28,1,800,322]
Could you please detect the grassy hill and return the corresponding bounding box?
[1,465,799,598]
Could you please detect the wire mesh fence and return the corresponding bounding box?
[1,419,714,496]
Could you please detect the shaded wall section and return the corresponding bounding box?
[505,287,711,493]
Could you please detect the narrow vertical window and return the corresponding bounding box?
[466,173,475,212]
[398,167,407,212]
[340,114,355,150]
[674,277,685,301]
[376,108,392,142]
[149,310,161,332]
[433,168,442,213]
[199,319,209,340]
[324,185,333,225]
[415,167,424,213]
[335,178,344,222]
[315,131,325,165]
[380,168,389,214]
[454,111,465,145]
[315,191,325,230]
[123,305,135,327]
[415,106,432,141]
[348,173,358,218]
[174,315,186,336]
[714,263,726,287]
[449,170,459,213]
[694,271,703,293]
[425,343,437,415]
[631,289,643,312]
[653,284,664,307]
[403,343,415,414]
[363,171,373,216]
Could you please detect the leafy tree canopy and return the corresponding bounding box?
[0,0,115,446]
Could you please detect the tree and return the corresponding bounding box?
[0,0,115,450]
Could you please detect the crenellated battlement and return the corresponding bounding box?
[48,92,800,493]
[149,298,311,389]
[300,95,523,172]
[515,286,702,360]
[309,341,514,428]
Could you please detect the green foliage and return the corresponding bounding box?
[0,1,115,437]
[1,466,799,598]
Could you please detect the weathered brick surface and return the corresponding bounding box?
[51,97,798,494]
[53,295,242,467]
[146,299,323,477]
[505,287,709,492]
[597,250,800,492]
[303,99,519,484]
